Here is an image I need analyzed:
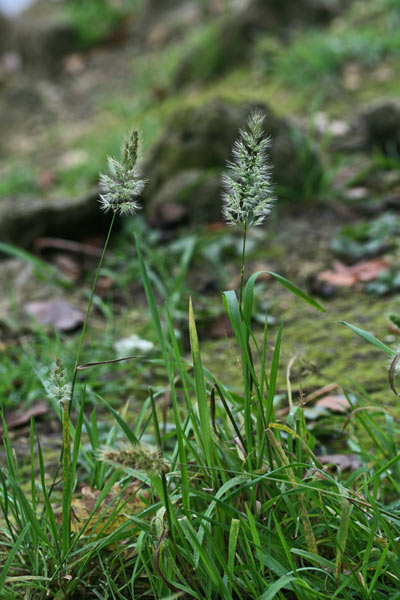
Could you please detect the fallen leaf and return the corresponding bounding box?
[0,401,48,431]
[24,300,84,332]
[315,395,351,413]
[318,454,361,471]
[70,482,148,540]
[52,254,81,282]
[318,259,388,287]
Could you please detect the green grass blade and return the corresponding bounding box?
[268,272,325,312]
[8,480,49,546]
[258,574,304,600]
[62,399,72,556]
[72,393,86,480]
[135,235,168,359]
[0,523,30,590]
[335,492,352,583]
[338,321,396,357]
[227,519,240,595]
[189,297,212,469]
[266,322,284,425]
[98,395,139,445]
[35,428,60,554]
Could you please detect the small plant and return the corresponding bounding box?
[2,115,400,599]
[65,0,141,48]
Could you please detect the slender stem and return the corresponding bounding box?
[69,213,116,411]
[47,214,117,502]
[239,221,247,311]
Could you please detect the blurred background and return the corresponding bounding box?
[1,0,400,425]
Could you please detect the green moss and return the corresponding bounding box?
[198,285,398,406]
[0,164,39,198]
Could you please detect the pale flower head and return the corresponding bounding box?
[97,443,165,474]
[222,111,275,227]
[46,359,71,406]
[99,127,147,216]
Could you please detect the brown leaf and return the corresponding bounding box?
[318,454,361,471]
[24,300,84,332]
[315,395,351,413]
[1,401,48,431]
[52,254,81,282]
[318,259,388,287]
[70,482,148,540]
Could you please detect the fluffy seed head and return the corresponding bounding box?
[46,359,71,406]
[97,444,165,474]
[99,127,147,216]
[222,111,275,227]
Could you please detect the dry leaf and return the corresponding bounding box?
[70,482,148,539]
[1,401,48,431]
[315,395,351,413]
[318,259,388,287]
[318,454,361,471]
[24,300,84,332]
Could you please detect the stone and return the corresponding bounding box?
[0,258,79,334]
[0,190,110,248]
[361,101,400,156]
[7,1,78,74]
[146,169,221,226]
[142,99,323,224]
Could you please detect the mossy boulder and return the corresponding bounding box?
[142,99,323,225]
[0,191,109,249]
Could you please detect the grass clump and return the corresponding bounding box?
[65,0,142,48]
[1,116,400,599]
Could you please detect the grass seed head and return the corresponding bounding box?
[99,128,147,216]
[222,111,275,227]
[46,358,71,406]
[97,444,165,474]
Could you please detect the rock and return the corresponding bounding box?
[142,99,323,224]
[0,190,110,249]
[24,299,84,332]
[361,101,400,156]
[147,169,221,226]
[334,101,400,156]
[8,1,78,74]
[237,0,337,30]
[0,258,78,334]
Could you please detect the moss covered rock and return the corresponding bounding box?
[361,101,400,156]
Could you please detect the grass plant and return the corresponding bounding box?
[1,116,400,599]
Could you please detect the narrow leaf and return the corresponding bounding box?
[339,321,396,357]
[268,271,325,312]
